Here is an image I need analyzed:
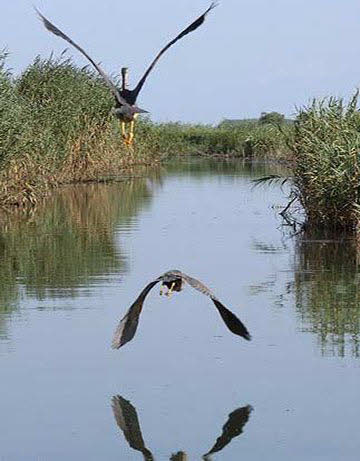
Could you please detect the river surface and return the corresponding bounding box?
[0,159,359,461]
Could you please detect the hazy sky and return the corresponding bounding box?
[3,1,360,123]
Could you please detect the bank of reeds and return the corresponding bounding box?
[0,52,286,208]
[287,93,360,233]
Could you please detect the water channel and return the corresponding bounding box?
[0,159,359,460]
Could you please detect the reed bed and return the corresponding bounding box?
[288,93,360,233]
[0,52,286,208]
[141,120,288,158]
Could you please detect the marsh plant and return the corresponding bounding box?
[289,93,360,232]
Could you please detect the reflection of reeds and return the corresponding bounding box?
[294,235,360,357]
[0,177,155,337]
[164,157,287,180]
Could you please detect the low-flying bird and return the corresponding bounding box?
[111,270,251,349]
[36,3,217,145]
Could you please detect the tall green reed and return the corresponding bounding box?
[290,93,360,232]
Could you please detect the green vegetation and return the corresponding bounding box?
[288,93,360,232]
[145,120,287,158]
[255,94,360,233]
[3,51,360,234]
[220,113,292,128]
[259,111,285,125]
[0,52,287,208]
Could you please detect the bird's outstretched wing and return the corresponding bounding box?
[111,395,154,461]
[203,405,253,457]
[35,8,130,108]
[180,272,252,341]
[111,279,160,349]
[131,2,218,101]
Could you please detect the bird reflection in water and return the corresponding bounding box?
[111,395,253,460]
[111,270,251,350]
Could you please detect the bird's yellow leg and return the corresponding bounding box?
[121,121,127,140]
[126,120,135,145]
[165,282,176,297]
[160,284,164,296]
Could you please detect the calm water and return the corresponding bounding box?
[0,160,359,461]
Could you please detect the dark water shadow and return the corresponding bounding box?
[111,394,253,460]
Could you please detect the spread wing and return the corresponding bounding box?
[204,405,253,457]
[111,279,160,349]
[131,2,218,101]
[180,272,251,341]
[111,395,154,461]
[35,8,130,107]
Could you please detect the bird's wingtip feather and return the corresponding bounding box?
[33,5,42,18]
[209,1,220,11]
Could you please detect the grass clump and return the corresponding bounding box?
[16,54,113,159]
[0,52,31,165]
[289,93,360,233]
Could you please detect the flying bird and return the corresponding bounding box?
[111,270,251,349]
[36,3,218,145]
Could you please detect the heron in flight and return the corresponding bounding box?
[36,3,217,145]
[111,270,251,349]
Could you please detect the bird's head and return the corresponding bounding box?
[163,278,183,292]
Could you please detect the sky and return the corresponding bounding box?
[3,0,360,124]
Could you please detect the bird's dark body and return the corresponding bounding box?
[113,89,141,122]
[118,89,138,106]
[113,106,138,122]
